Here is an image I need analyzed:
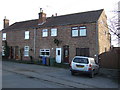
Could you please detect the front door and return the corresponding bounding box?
[56,48,62,63]
[15,46,19,60]
[63,45,69,63]
[10,46,14,59]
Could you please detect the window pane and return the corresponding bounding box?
[2,33,6,40]
[40,49,50,57]
[25,31,29,39]
[24,51,29,56]
[42,29,48,37]
[41,52,45,55]
[65,50,68,56]
[80,26,87,36]
[45,49,50,52]
[58,50,60,55]
[72,30,78,37]
[51,28,57,36]
[80,26,86,29]
[24,46,29,51]
[42,29,47,32]
[43,32,48,37]
[80,29,86,36]
[25,31,29,35]
[73,58,88,64]
[72,27,78,29]
[40,49,44,52]
[46,52,50,55]
[24,46,29,56]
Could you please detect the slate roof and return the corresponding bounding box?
[3,9,104,31]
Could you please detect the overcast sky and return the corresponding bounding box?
[0,0,119,46]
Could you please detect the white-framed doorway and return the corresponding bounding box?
[56,48,62,63]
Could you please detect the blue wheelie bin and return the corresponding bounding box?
[42,56,46,65]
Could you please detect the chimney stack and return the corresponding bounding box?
[55,13,57,16]
[3,17,9,29]
[38,8,46,25]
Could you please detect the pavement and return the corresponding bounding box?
[99,68,119,78]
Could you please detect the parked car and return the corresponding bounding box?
[70,56,99,78]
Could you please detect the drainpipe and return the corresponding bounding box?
[33,28,37,59]
[96,21,99,64]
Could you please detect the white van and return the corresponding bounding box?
[70,56,99,78]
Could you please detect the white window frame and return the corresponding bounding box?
[51,28,57,36]
[42,29,48,37]
[25,31,29,39]
[24,46,29,56]
[2,46,5,56]
[40,49,50,57]
[72,27,78,37]
[2,33,6,40]
[79,26,87,36]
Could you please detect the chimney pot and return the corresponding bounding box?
[40,8,42,12]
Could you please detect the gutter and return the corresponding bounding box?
[33,28,37,59]
[96,21,99,63]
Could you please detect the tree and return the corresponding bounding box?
[4,40,10,58]
[107,2,120,47]
[100,4,119,47]
[54,38,62,46]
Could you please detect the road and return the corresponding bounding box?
[2,61,119,88]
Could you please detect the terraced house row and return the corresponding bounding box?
[2,9,111,63]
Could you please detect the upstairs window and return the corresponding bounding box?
[2,33,6,40]
[40,49,50,57]
[24,46,29,56]
[42,29,48,37]
[72,27,78,37]
[79,26,87,36]
[51,28,57,36]
[25,31,29,39]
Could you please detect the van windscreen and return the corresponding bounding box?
[73,58,88,64]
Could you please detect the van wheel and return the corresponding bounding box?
[71,71,75,75]
[89,70,94,78]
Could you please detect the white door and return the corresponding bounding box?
[56,48,62,63]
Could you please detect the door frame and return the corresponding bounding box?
[56,48,62,63]
[63,45,69,63]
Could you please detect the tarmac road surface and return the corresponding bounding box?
[2,61,119,88]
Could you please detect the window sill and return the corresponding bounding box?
[71,36,87,38]
[42,36,48,38]
[51,36,57,37]
[24,39,30,40]
[24,56,29,57]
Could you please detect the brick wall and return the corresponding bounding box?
[98,10,111,54]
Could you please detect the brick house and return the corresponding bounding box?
[2,9,111,63]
